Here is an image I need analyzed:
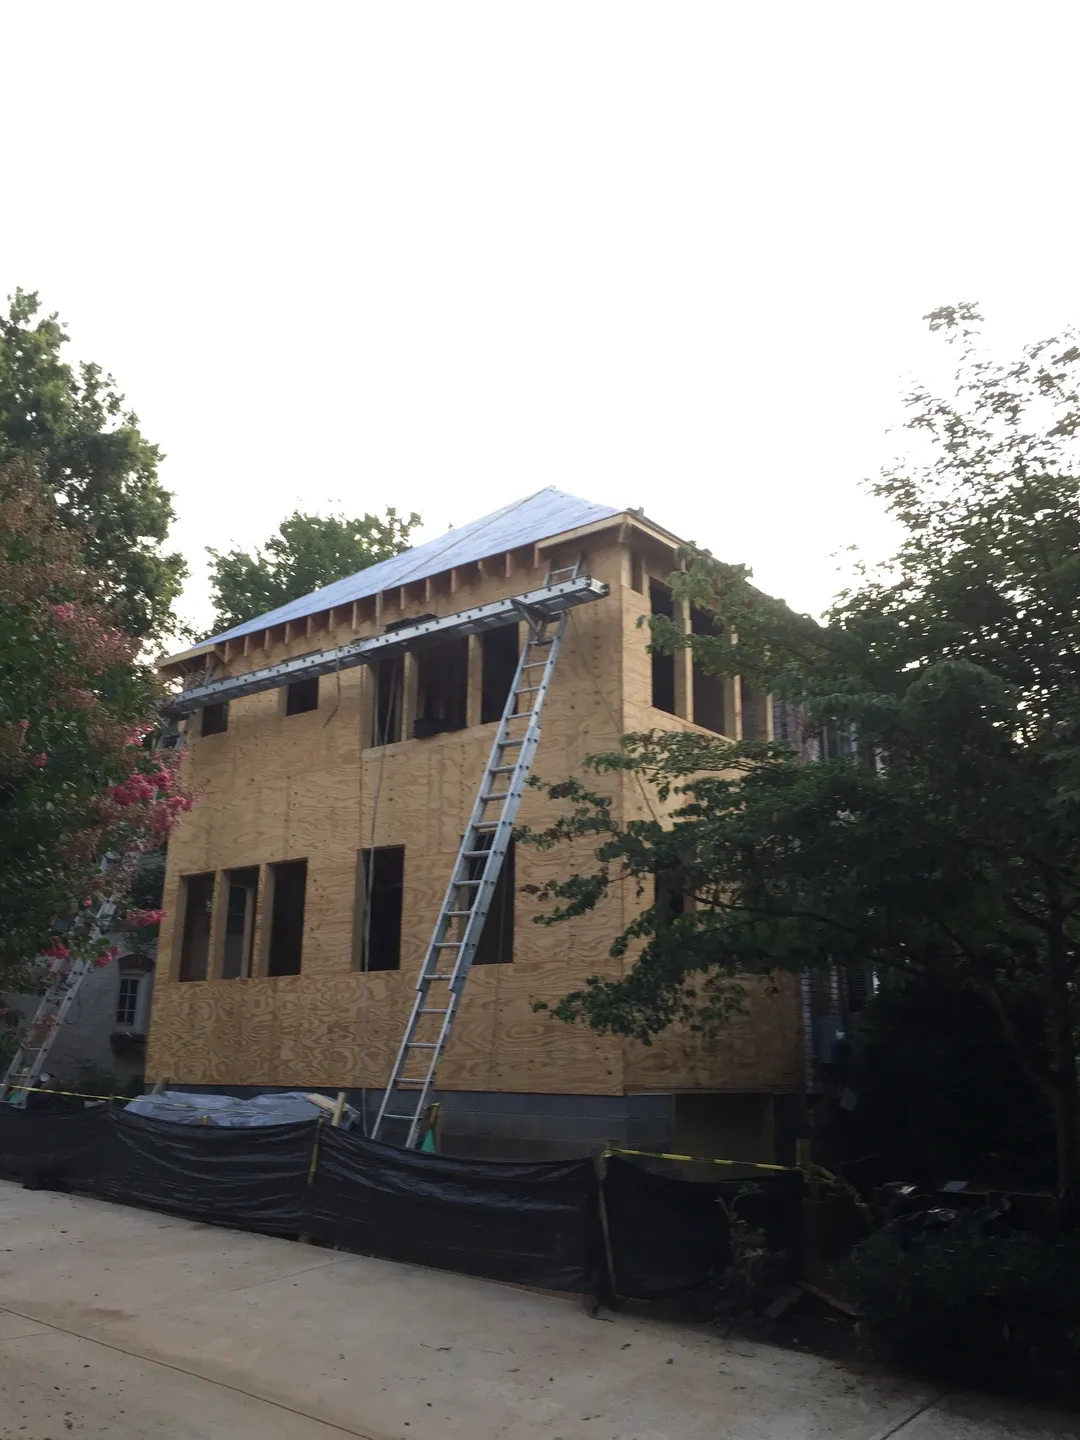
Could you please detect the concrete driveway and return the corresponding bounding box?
[0,1181,1074,1440]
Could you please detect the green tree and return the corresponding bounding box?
[522,305,1080,1197]
[0,290,185,641]
[207,507,421,632]
[0,458,192,991]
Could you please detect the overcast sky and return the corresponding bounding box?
[4,2,1079,635]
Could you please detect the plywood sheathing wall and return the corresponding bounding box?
[148,531,802,1096]
[149,542,626,1093]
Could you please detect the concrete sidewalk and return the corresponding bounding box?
[0,1182,1074,1440]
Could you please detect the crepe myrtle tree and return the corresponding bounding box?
[0,458,191,996]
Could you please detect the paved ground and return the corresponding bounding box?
[0,1182,1075,1440]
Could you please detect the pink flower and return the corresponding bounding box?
[82,898,93,908]
[127,908,165,927]
[19,718,29,730]
[51,602,77,622]
[0,1008,9,1017]
[30,752,48,769]
[108,772,159,807]
[43,940,70,960]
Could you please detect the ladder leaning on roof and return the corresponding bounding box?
[371,558,585,1148]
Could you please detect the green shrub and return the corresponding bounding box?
[841,1213,1080,1404]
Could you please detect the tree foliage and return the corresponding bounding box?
[836,975,1056,1189]
[0,459,192,991]
[522,305,1080,1195]
[207,507,421,632]
[0,290,185,641]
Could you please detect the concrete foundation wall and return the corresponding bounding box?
[166,1083,800,1164]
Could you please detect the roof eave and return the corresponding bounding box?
[157,506,688,676]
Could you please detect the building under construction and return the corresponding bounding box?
[149,488,804,1160]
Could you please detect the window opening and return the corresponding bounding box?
[267,859,307,976]
[285,677,319,715]
[414,637,468,738]
[654,874,687,922]
[472,836,514,965]
[221,866,259,979]
[741,682,768,740]
[178,872,215,981]
[372,656,403,745]
[356,845,405,971]
[116,975,141,1028]
[481,626,519,724]
[200,703,228,736]
[649,580,677,715]
[690,605,727,734]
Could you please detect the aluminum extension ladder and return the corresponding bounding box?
[0,854,124,1106]
[0,719,186,1108]
[371,561,582,1147]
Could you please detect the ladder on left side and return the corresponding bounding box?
[0,719,186,1107]
[0,854,123,1105]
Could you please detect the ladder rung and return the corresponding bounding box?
[454,878,481,885]
[433,940,463,947]
[446,909,474,917]
[381,1111,422,1120]
[407,1042,438,1048]
[517,686,541,694]
[481,792,510,803]
[422,972,454,981]
[498,736,524,746]
[462,847,492,857]
[396,1079,428,1086]
[491,764,516,774]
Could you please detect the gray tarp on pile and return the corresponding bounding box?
[125,1090,357,1128]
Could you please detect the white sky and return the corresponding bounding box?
[3,2,1079,635]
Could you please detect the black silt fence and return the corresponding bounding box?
[0,1106,803,1302]
[308,1125,599,1291]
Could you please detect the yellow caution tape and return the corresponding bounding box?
[4,1084,218,1109]
[606,1144,795,1173]
[5,1084,136,1104]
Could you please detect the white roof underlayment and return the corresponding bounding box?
[209,486,622,644]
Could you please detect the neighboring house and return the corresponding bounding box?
[7,946,155,1093]
[149,488,805,1160]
